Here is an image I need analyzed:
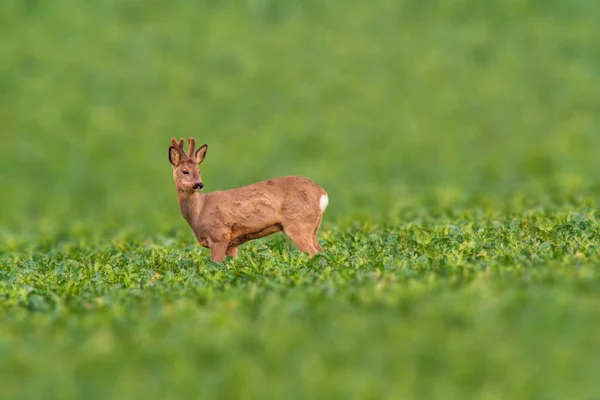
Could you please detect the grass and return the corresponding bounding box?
[2,0,600,398]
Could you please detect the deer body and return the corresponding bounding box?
[169,138,328,262]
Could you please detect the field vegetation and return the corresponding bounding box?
[2,0,600,398]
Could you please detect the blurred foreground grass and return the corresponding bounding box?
[2,0,600,398]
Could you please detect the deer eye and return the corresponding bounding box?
[182,170,189,175]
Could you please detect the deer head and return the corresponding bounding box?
[168,137,208,194]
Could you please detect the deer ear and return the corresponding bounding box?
[195,144,208,164]
[169,146,181,166]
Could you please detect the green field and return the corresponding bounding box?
[2,0,600,398]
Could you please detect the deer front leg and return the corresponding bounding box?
[207,230,231,263]
[209,241,228,263]
[226,246,239,259]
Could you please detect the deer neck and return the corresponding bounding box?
[177,191,206,227]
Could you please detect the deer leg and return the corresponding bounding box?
[312,237,324,253]
[312,214,324,253]
[209,241,228,263]
[226,246,239,259]
[283,223,319,257]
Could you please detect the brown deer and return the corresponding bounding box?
[168,137,329,262]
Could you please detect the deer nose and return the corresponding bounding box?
[193,182,204,190]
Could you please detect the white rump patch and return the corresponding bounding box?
[319,194,329,212]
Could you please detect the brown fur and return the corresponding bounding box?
[168,137,328,262]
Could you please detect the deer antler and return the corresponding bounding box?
[170,137,198,161]
[170,137,187,156]
[187,138,196,159]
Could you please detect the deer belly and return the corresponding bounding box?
[230,223,283,247]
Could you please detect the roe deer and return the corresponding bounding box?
[168,137,329,263]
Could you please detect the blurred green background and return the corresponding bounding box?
[2,0,600,398]
[2,0,600,236]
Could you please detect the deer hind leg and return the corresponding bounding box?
[283,222,320,257]
[312,214,324,253]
